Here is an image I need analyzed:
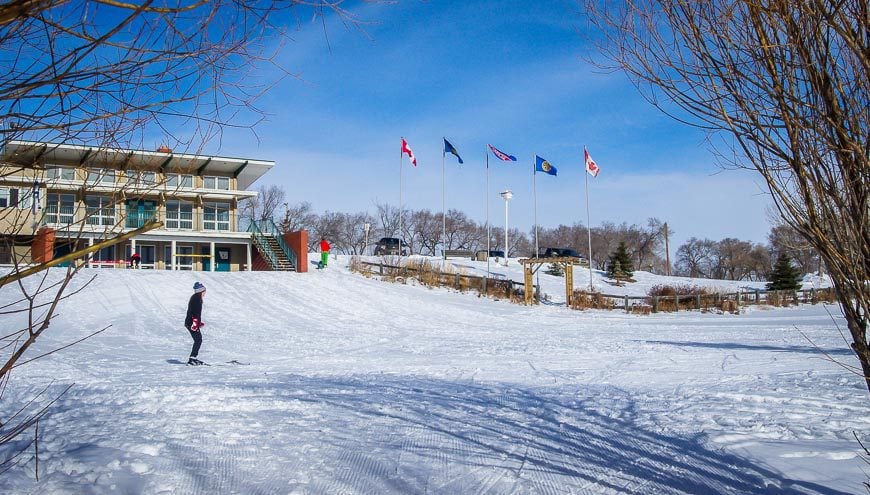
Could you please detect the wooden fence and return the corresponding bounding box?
[584,287,835,313]
[356,261,833,313]
[358,261,534,300]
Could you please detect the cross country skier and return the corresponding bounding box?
[184,281,206,365]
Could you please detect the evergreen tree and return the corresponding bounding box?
[607,241,634,279]
[545,263,564,276]
[766,254,803,291]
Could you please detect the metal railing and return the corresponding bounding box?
[43,205,75,225]
[246,218,297,269]
[163,211,193,230]
[248,220,279,269]
[125,210,158,228]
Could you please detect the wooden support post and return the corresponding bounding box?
[565,263,573,307]
[524,263,534,305]
[652,296,659,313]
[624,295,629,313]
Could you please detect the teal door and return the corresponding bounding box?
[201,247,231,271]
[216,248,230,272]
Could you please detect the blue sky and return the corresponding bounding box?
[196,1,773,250]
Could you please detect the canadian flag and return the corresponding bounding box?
[401,138,417,167]
[584,146,600,177]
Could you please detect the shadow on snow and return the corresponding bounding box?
[643,340,853,356]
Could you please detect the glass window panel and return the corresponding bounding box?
[46,166,76,180]
[203,202,230,231]
[165,200,193,230]
[46,193,75,224]
[87,169,115,184]
[85,195,115,226]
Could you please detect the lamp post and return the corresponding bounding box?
[500,190,513,266]
[363,222,371,255]
[282,202,289,232]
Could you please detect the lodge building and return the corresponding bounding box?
[0,140,299,272]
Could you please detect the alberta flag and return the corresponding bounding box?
[535,155,557,176]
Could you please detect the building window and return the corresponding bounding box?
[91,245,115,262]
[45,193,75,224]
[165,245,193,270]
[85,196,115,226]
[125,170,156,186]
[165,200,193,230]
[166,174,193,188]
[87,168,116,185]
[125,200,157,228]
[0,187,32,209]
[45,165,76,181]
[203,176,230,190]
[203,202,230,231]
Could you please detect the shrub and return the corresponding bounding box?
[570,290,616,310]
[647,284,711,311]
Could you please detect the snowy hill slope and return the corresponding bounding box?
[0,256,865,494]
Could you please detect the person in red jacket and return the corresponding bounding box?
[319,237,330,269]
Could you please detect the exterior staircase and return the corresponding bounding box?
[248,218,297,271]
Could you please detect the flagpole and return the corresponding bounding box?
[585,150,593,292]
[533,154,538,259]
[486,148,491,280]
[399,138,403,255]
[442,139,446,259]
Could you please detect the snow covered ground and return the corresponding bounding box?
[0,255,867,494]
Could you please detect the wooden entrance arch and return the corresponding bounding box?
[519,257,576,306]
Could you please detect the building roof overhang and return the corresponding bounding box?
[0,140,274,190]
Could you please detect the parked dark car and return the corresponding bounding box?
[374,237,409,256]
[538,247,586,262]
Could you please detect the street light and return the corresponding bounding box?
[500,190,513,266]
[363,222,371,255]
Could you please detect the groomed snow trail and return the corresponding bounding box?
[0,260,866,494]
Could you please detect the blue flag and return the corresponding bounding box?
[443,138,463,164]
[535,155,557,176]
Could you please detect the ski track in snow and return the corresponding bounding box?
[0,257,866,494]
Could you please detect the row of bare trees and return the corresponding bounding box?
[252,189,816,282]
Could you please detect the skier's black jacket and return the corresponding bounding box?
[185,293,202,328]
